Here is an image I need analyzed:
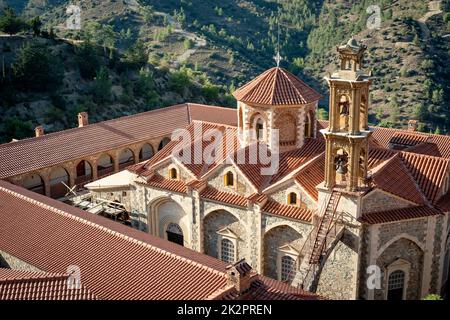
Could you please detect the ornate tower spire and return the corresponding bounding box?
[321,38,372,192]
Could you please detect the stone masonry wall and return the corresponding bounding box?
[362,190,412,214]
[316,227,360,299]
[375,238,424,300]
[0,250,43,272]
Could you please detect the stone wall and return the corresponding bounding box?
[430,215,444,293]
[208,165,253,196]
[269,182,316,210]
[316,228,360,299]
[375,238,424,300]
[362,190,412,214]
[202,208,247,263]
[263,225,303,279]
[377,219,427,251]
[0,250,42,272]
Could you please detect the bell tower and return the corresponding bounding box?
[322,38,372,192]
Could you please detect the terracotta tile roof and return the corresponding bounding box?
[144,174,187,194]
[233,67,322,106]
[399,152,450,204]
[371,127,450,159]
[219,276,323,300]
[372,155,427,205]
[320,120,450,159]
[133,121,239,180]
[0,103,236,179]
[389,132,430,147]
[367,147,397,169]
[294,154,325,201]
[0,180,230,299]
[200,186,248,207]
[262,200,313,222]
[359,206,441,224]
[269,138,325,185]
[436,192,450,212]
[0,181,318,300]
[187,103,238,126]
[0,269,96,300]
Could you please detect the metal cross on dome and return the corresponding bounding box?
[274,51,282,67]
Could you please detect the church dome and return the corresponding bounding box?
[233,67,322,106]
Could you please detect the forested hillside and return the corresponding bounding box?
[0,0,448,143]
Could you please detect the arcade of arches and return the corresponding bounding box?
[9,137,167,199]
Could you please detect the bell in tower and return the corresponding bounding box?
[321,38,373,192]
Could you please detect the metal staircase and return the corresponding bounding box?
[289,191,343,291]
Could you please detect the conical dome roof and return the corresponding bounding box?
[233,67,322,106]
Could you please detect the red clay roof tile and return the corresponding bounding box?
[233,67,322,106]
[359,206,440,224]
[0,269,97,300]
[0,104,237,179]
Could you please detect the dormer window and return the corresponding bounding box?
[224,171,235,187]
[169,167,178,180]
[287,192,298,206]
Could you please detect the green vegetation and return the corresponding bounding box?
[0,0,448,142]
[422,294,443,300]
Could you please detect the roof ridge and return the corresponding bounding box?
[0,185,227,279]
[0,104,189,149]
[269,68,280,105]
[279,68,306,104]
[400,149,450,162]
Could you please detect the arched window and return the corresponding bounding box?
[281,255,295,282]
[221,238,235,264]
[169,168,178,180]
[166,223,184,246]
[287,192,298,205]
[387,270,405,300]
[224,171,234,187]
[256,118,264,141]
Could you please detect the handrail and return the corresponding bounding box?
[285,193,332,285]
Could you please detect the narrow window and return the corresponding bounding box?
[221,238,235,263]
[281,255,295,282]
[224,171,234,187]
[288,192,298,205]
[169,168,178,180]
[256,119,264,140]
[387,270,405,300]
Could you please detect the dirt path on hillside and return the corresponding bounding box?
[124,0,206,69]
[417,1,442,40]
[152,12,207,69]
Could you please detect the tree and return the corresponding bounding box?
[432,88,444,104]
[169,67,192,94]
[124,40,148,69]
[3,117,33,140]
[317,108,329,120]
[12,42,63,91]
[0,7,25,35]
[135,68,159,105]
[29,16,42,37]
[184,38,194,50]
[91,66,112,104]
[76,42,102,80]
[422,294,443,300]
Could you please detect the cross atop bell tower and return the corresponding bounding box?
[321,38,372,192]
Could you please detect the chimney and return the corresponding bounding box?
[78,112,89,127]
[35,125,44,137]
[408,120,418,132]
[225,259,256,296]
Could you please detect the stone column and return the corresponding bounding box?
[91,157,98,180]
[41,169,51,197]
[113,151,120,173]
